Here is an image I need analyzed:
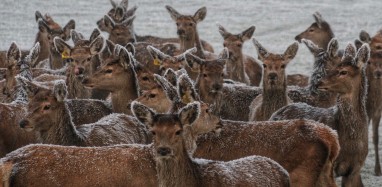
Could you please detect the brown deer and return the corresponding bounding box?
[19,80,151,146]
[96,0,136,32]
[131,101,291,187]
[34,11,75,69]
[165,5,215,59]
[287,38,340,108]
[271,43,370,186]
[295,12,335,50]
[249,39,297,121]
[218,24,262,86]
[354,30,382,176]
[139,72,340,187]
[185,50,262,121]
[54,29,109,99]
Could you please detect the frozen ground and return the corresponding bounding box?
[1,0,382,186]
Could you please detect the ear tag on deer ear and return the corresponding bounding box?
[61,50,70,60]
[153,58,161,66]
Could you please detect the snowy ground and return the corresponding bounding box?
[1,0,382,186]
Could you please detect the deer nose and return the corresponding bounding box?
[375,71,382,79]
[19,119,29,128]
[268,73,278,81]
[295,35,301,42]
[75,67,85,75]
[177,29,185,35]
[212,83,222,91]
[157,147,171,156]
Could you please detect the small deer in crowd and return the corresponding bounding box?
[271,43,370,186]
[248,39,297,121]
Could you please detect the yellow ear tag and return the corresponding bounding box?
[153,58,161,66]
[182,94,192,104]
[61,50,70,60]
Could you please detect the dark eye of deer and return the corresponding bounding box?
[176,23,180,26]
[151,131,156,136]
[189,23,193,27]
[263,64,267,68]
[237,43,242,47]
[43,105,51,110]
[106,69,113,73]
[339,71,348,76]
[203,73,207,77]
[309,28,314,32]
[149,94,156,98]
[175,130,182,135]
[142,76,149,81]
[281,64,286,69]
[87,57,92,61]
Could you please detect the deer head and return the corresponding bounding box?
[103,15,137,45]
[97,0,137,32]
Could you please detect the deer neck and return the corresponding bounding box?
[39,103,84,145]
[34,32,50,63]
[49,49,64,70]
[262,79,288,117]
[196,78,221,106]
[226,54,246,82]
[66,68,91,99]
[366,73,382,114]
[156,142,201,187]
[179,29,205,59]
[336,69,368,139]
[110,71,139,114]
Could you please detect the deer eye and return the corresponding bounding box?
[105,69,113,73]
[188,23,193,27]
[149,94,156,98]
[203,73,207,77]
[281,64,286,69]
[237,43,242,47]
[263,64,267,68]
[176,23,180,26]
[339,71,348,76]
[87,57,92,61]
[142,76,149,81]
[151,131,156,136]
[309,28,315,32]
[175,130,182,135]
[43,105,51,110]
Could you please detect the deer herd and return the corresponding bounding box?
[0,0,381,187]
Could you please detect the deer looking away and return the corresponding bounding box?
[140,71,339,187]
[97,0,137,33]
[271,43,370,186]
[354,30,382,176]
[248,39,297,121]
[131,101,290,187]
[19,80,151,146]
[54,29,109,99]
[217,24,262,86]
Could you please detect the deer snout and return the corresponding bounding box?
[177,29,186,36]
[295,35,302,42]
[268,73,278,81]
[157,147,172,156]
[212,83,222,92]
[374,71,382,79]
[75,67,85,76]
[19,119,34,131]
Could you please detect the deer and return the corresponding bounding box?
[287,38,340,108]
[19,80,151,146]
[217,24,262,86]
[165,5,215,59]
[96,0,137,32]
[138,71,340,187]
[53,29,110,100]
[354,30,382,176]
[185,49,262,121]
[131,101,291,187]
[248,39,297,121]
[271,43,370,186]
[33,11,75,69]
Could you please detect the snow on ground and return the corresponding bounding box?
[1,0,381,185]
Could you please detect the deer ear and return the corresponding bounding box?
[7,42,21,67]
[63,20,76,41]
[313,12,323,29]
[126,6,138,18]
[327,38,339,58]
[27,42,40,67]
[89,36,105,55]
[240,26,256,41]
[284,42,299,61]
[193,7,207,23]
[131,101,156,127]
[147,45,168,64]
[154,74,179,102]
[37,19,49,33]
[104,15,115,30]
[109,0,117,8]
[179,102,200,126]
[115,6,125,21]
[185,53,204,72]
[54,37,71,55]
[177,74,199,104]
[125,43,135,56]
[35,11,44,22]
[302,39,322,56]
[121,15,135,27]
[163,68,177,86]
[71,29,84,45]
[355,44,370,68]
[217,24,230,39]
[53,80,67,102]
[219,48,229,60]
[16,76,41,98]
[116,46,133,69]
[252,38,268,60]
[176,47,197,62]
[120,0,129,9]
[342,43,356,61]
[359,30,371,43]
[354,39,364,50]
[165,5,181,21]
[89,28,101,42]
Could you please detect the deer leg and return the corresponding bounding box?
[372,114,381,176]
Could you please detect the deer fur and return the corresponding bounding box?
[19,80,150,146]
[131,101,290,187]
[248,39,297,121]
[271,43,370,186]
[218,24,262,86]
